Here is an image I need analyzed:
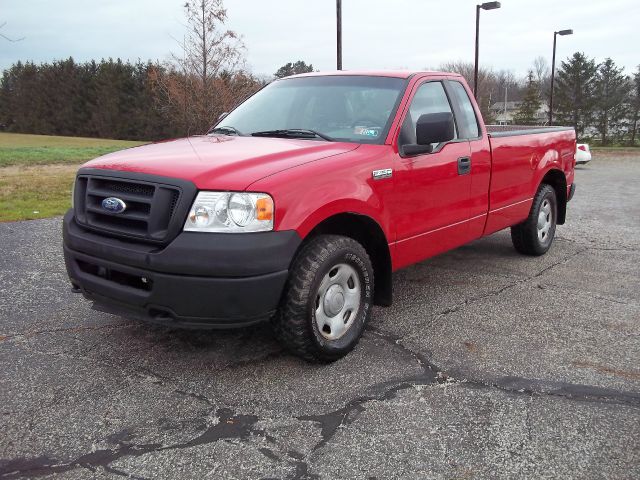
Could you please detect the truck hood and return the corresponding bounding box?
[83,135,360,190]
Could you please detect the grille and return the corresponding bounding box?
[74,173,190,244]
[101,181,155,197]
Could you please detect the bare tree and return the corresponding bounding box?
[152,0,250,134]
[493,69,519,101]
[532,56,550,84]
[532,56,551,108]
[439,60,495,120]
[0,22,25,42]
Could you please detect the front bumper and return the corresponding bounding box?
[63,210,301,328]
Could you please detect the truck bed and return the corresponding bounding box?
[483,125,576,235]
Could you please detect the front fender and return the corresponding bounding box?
[247,146,395,240]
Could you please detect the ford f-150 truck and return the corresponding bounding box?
[63,71,576,362]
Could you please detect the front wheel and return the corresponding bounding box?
[272,235,374,362]
[511,184,557,256]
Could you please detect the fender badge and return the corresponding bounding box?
[372,168,392,180]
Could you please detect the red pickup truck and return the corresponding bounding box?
[63,71,576,362]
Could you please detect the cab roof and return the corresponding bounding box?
[286,70,462,80]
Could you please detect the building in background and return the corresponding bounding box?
[490,101,549,125]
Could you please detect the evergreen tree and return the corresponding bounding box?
[274,60,314,79]
[514,71,541,125]
[629,65,640,146]
[554,52,598,137]
[594,58,631,145]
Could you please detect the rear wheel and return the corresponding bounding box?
[511,184,557,256]
[272,235,374,362]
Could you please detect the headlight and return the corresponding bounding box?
[184,191,274,233]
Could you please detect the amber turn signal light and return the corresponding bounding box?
[256,197,274,221]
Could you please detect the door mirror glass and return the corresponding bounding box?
[416,112,455,145]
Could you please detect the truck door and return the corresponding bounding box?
[444,79,492,239]
[392,79,474,269]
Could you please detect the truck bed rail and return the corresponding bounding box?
[486,125,574,137]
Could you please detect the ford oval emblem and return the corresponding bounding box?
[101,197,127,214]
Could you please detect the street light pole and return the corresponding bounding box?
[549,29,573,125]
[473,2,501,98]
[336,0,342,70]
[474,5,480,97]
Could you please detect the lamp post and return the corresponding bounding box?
[549,29,573,125]
[336,0,342,70]
[474,1,501,98]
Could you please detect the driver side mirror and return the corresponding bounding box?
[402,112,455,156]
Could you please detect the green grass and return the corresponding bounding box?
[0,165,77,222]
[591,146,640,152]
[0,133,147,221]
[0,132,145,167]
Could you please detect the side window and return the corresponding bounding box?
[447,81,480,138]
[399,81,456,147]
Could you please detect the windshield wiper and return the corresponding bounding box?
[250,129,334,141]
[209,125,243,136]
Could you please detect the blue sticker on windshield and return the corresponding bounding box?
[354,126,380,137]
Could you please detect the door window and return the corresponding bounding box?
[399,81,456,148]
[447,81,480,138]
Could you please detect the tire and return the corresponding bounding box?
[511,184,557,256]
[272,234,374,362]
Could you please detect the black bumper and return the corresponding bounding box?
[568,183,576,202]
[63,210,301,328]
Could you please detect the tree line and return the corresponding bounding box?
[0,0,319,141]
[0,59,315,141]
[0,58,177,140]
[446,55,640,146]
[555,54,639,145]
[0,0,268,141]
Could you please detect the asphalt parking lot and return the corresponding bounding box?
[1,153,639,479]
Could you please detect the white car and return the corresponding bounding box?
[575,144,592,165]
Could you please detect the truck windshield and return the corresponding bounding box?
[214,75,406,144]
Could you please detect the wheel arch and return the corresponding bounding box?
[539,168,567,225]
[301,213,393,307]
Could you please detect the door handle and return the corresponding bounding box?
[457,157,471,175]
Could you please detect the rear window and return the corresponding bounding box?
[448,81,480,139]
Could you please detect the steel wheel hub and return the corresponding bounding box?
[315,263,361,341]
[537,199,552,243]
[323,284,346,317]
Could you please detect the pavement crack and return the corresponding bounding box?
[102,464,151,480]
[365,326,440,377]
[1,323,133,343]
[365,326,640,408]
[0,408,262,479]
[556,236,637,252]
[465,375,640,407]
[297,329,444,454]
[429,247,589,320]
[297,376,428,453]
[172,389,215,407]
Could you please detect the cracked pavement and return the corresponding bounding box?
[1,153,639,479]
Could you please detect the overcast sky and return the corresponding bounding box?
[1,0,638,78]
